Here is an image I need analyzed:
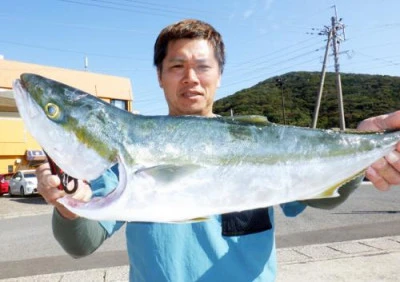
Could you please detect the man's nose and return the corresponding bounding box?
[182,68,200,84]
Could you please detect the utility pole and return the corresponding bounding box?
[331,5,346,130]
[312,27,332,129]
[275,78,286,125]
[84,55,89,72]
[311,5,346,130]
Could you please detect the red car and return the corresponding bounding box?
[0,173,13,196]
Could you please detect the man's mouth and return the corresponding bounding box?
[181,91,202,98]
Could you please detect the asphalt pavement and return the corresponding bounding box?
[1,184,399,282]
[0,235,399,281]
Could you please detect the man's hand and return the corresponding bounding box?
[36,163,92,219]
[357,110,400,191]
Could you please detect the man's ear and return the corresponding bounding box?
[157,69,163,88]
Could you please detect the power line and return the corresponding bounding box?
[0,14,149,34]
[229,36,321,70]
[99,0,221,16]
[226,48,323,81]
[0,39,147,60]
[220,55,321,91]
[59,0,230,19]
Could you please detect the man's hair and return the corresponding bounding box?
[153,19,225,74]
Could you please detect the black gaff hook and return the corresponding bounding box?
[43,151,78,194]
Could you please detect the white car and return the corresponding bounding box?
[8,170,38,197]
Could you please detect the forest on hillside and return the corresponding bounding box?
[214,72,400,129]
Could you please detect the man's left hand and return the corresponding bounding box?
[357,110,400,191]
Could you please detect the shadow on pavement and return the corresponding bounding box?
[333,210,400,214]
[8,195,47,205]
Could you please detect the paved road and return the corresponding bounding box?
[0,195,127,280]
[0,181,399,279]
[275,182,400,247]
[0,194,51,220]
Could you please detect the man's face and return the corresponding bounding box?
[158,39,221,117]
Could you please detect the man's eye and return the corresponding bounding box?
[172,65,183,68]
[199,65,211,70]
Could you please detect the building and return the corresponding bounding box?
[0,58,134,174]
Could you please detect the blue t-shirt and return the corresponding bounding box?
[92,167,306,282]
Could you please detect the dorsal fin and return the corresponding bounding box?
[331,128,386,134]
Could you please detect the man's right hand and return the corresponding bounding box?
[36,163,92,220]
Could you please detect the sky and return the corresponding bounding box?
[1,0,399,115]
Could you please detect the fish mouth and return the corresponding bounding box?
[12,79,40,119]
[12,74,114,181]
[12,79,25,99]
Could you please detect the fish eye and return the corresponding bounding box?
[45,103,60,119]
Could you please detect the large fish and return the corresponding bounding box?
[12,73,399,222]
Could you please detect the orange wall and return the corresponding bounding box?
[0,58,135,174]
[0,58,133,100]
[0,118,42,173]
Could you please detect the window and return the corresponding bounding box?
[111,99,127,110]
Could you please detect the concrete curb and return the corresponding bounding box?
[278,235,400,264]
[277,236,400,282]
[0,266,130,282]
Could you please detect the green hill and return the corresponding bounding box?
[214,71,400,129]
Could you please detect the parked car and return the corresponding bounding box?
[0,173,13,196]
[8,170,38,197]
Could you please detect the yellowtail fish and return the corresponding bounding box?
[12,73,399,222]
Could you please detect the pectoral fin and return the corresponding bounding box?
[221,115,270,126]
[135,164,208,223]
[135,164,200,184]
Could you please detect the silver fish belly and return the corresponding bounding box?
[12,73,400,222]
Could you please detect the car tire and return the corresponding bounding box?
[20,186,25,197]
[8,186,13,197]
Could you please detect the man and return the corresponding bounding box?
[37,19,400,281]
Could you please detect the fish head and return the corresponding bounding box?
[13,73,114,180]
[18,73,94,122]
